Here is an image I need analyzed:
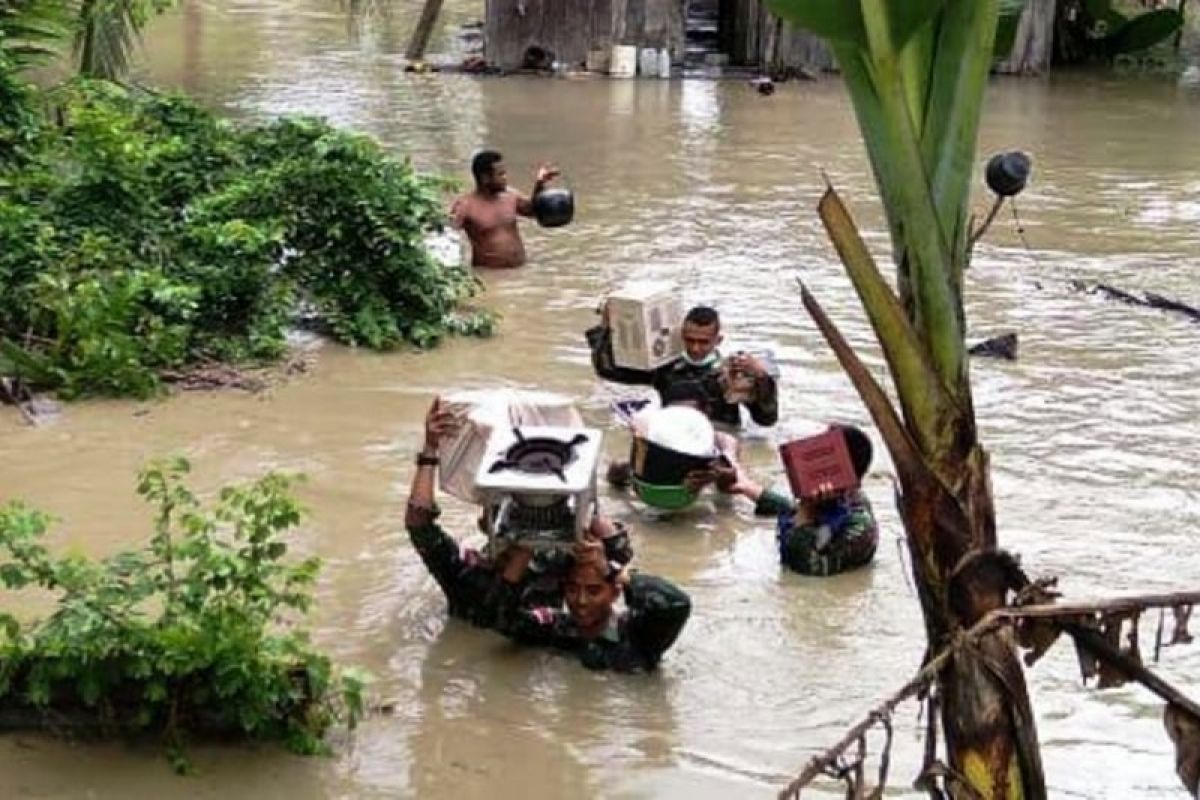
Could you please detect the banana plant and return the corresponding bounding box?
[0,0,70,69]
[0,0,175,80]
[1075,0,1185,59]
[74,0,175,80]
[765,0,1046,797]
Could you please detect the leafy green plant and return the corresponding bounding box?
[0,0,64,168]
[0,459,367,768]
[0,82,491,398]
[26,265,198,398]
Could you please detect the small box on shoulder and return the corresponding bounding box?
[607,280,684,371]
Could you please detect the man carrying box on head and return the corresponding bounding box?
[718,424,879,576]
[586,302,779,429]
[405,398,691,673]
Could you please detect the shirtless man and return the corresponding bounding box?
[450,150,559,269]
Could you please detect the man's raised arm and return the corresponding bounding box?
[516,163,559,217]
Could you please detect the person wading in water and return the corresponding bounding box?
[586,305,780,429]
[405,398,692,672]
[450,150,559,269]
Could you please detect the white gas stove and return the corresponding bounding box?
[474,425,603,548]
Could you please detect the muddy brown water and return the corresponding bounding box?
[2,1,1200,797]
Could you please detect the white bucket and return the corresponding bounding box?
[610,45,637,78]
[639,47,659,77]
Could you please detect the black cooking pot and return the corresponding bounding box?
[533,188,575,228]
[630,438,721,486]
[985,151,1032,197]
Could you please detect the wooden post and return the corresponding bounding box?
[1175,0,1188,51]
[405,0,446,62]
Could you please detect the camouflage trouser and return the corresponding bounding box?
[776,516,878,577]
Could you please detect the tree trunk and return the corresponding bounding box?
[405,0,445,61]
[893,443,1046,798]
[995,0,1057,75]
[898,473,1047,798]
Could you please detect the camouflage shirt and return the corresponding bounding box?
[754,488,879,576]
[406,506,690,672]
[585,325,779,428]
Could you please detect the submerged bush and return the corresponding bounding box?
[0,81,492,398]
[0,459,366,768]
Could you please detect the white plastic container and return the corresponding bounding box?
[610,45,637,78]
[657,48,671,79]
[424,230,465,269]
[606,280,684,371]
[639,48,660,77]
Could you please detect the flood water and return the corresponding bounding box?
[2,1,1199,797]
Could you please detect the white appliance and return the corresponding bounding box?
[474,425,603,550]
[607,280,683,371]
[437,389,583,504]
[610,45,637,78]
[639,48,660,77]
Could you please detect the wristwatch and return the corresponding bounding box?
[416,452,440,467]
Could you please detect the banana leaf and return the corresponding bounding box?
[1104,9,1183,56]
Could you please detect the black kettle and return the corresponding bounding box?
[985,151,1032,197]
[533,187,575,228]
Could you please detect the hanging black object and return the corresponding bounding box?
[985,151,1032,197]
[533,187,575,228]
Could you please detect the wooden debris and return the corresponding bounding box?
[161,363,269,393]
[968,332,1018,361]
[1145,293,1200,323]
[1069,281,1200,324]
[160,350,315,394]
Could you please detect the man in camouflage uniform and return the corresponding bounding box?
[721,425,879,576]
[586,304,778,429]
[405,398,691,672]
[751,484,878,576]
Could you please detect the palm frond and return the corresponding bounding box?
[74,0,141,80]
[0,0,71,69]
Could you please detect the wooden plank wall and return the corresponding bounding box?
[728,0,833,72]
[485,0,684,70]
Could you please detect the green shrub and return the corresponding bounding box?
[0,81,492,398]
[0,459,367,768]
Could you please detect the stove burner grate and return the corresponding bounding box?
[487,429,589,483]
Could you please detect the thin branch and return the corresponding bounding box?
[778,644,960,799]
[997,591,1200,621]
[779,588,1200,798]
[967,195,1006,250]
